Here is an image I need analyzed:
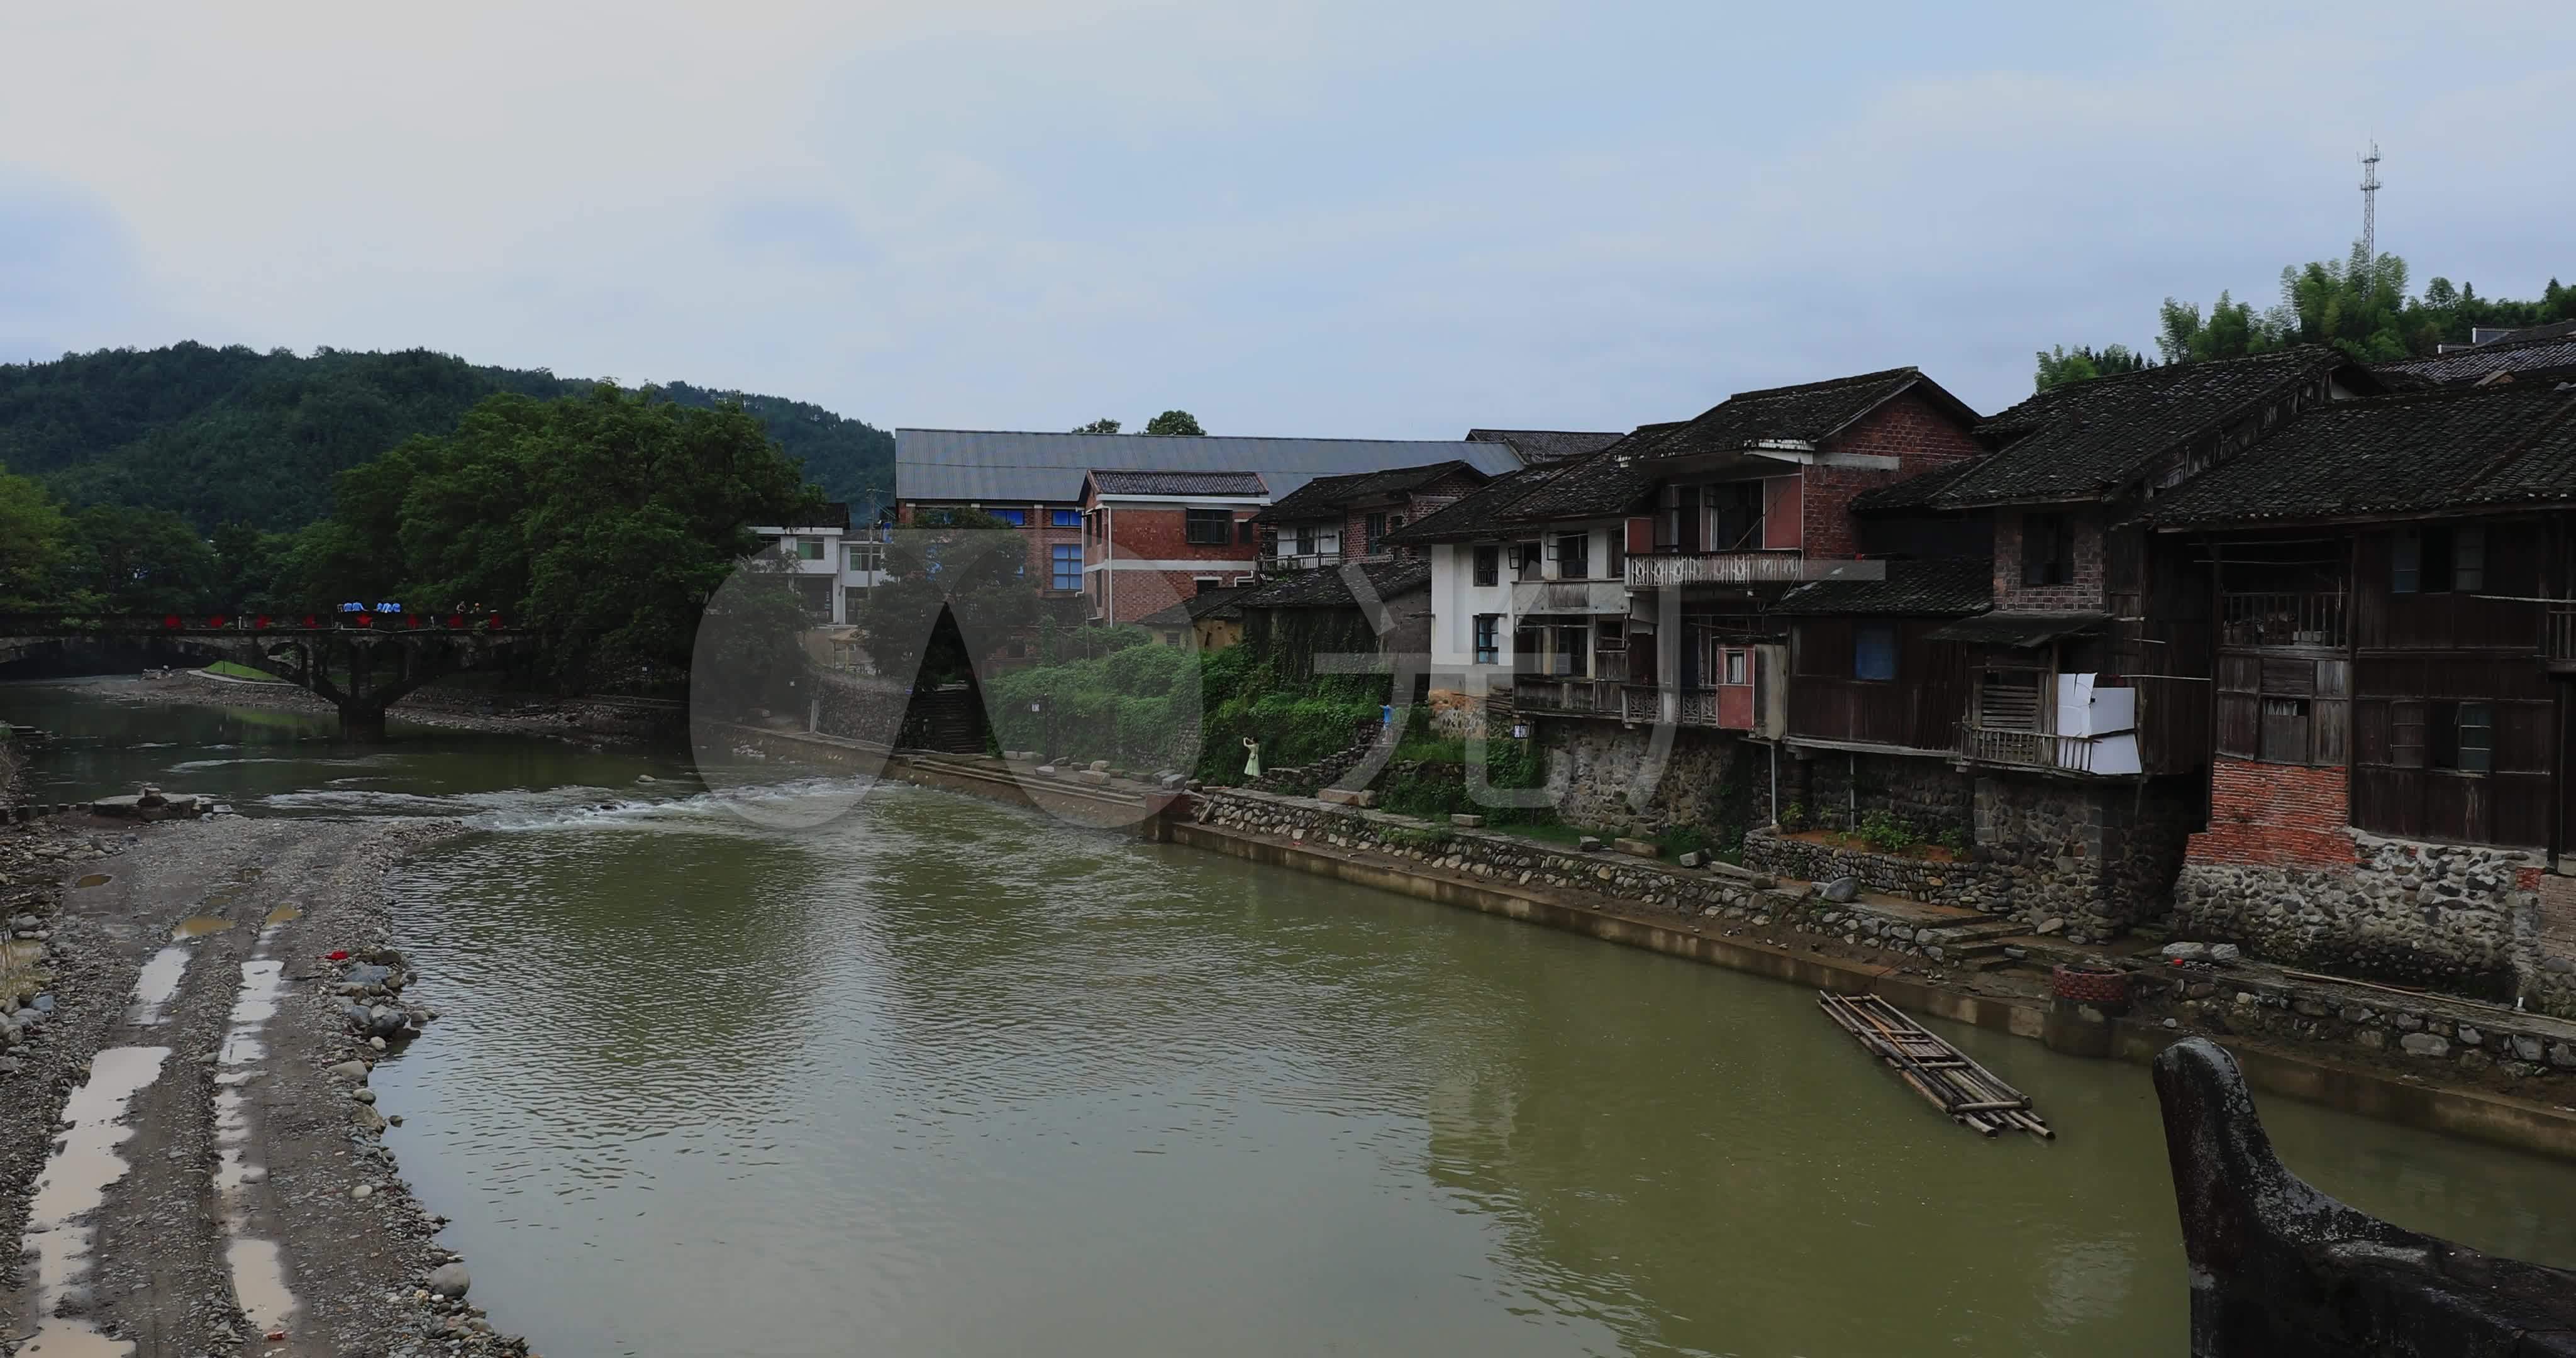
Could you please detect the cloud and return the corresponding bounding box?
[1,0,2569,434]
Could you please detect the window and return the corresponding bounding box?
[1365,512,1388,549]
[795,537,825,561]
[2020,513,2072,587]
[1051,544,1082,591]
[990,508,1028,527]
[1185,508,1231,545]
[2393,526,2482,594]
[1473,614,1501,665]
[1853,622,1897,681]
[1514,543,1543,582]
[2260,697,2312,765]
[1604,527,1624,582]
[1472,545,1500,587]
[1238,519,1257,544]
[1706,480,1767,552]
[1052,508,1082,528]
[845,543,883,573]
[1193,575,1221,592]
[1389,514,1406,532]
[2430,701,2494,773]
[1723,648,1750,686]
[1553,532,1589,580]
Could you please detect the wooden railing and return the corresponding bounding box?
[1956,674,2208,776]
[2220,590,2346,648]
[1961,726,2112,773]
[1626,551,1816,589]
[1511,579,1630,615]
[1261,549,1344,573]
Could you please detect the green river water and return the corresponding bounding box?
[16,677,2576,1357]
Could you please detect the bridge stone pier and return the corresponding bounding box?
[0,614,543,741]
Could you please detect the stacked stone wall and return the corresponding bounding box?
[1541,722,1753,837]
[1789,751,1968,839]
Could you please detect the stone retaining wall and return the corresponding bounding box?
[1192,787,1781,917]
[2130,956,2576,1083]
[2172,831,2564,1010]
[1540,722,1753,836]
[1788,750,1970,839]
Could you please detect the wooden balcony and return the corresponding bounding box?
[2220,590,2346,649]
[1956,675,2209,777]
[1261,549,1343,573]
[1626,551,1816,589]
[1960,726,2141,775]
[1511,578,1629,616]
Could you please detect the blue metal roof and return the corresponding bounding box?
[896,429,1523,504]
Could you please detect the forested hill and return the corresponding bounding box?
[0,343,892,531]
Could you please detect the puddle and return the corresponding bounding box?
[74,873,111,888]
[123,946,192,1026]
[233,866,265,883]
[23,1044,173,1358]
[215,958,301,1339]
[262,905,304,926]
[172,915,235,939]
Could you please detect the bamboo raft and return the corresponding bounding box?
[1817,991,2054,1140]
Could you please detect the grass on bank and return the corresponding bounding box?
[202,660,287,682]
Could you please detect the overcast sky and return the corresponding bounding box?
[4,1,2568,437]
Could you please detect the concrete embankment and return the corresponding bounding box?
[764,731,2576,1164]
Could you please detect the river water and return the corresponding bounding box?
[18,678,2576,1357]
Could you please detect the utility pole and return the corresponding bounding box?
[2358,141,2382,291]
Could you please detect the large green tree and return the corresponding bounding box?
[285,385,818,686]
[52,505,220,612]
[1143,409,1205,436]
[2033,343,2150,390]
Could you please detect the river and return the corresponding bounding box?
[17,676,2576,1357]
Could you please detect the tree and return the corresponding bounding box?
[855,508,1040,685]
[2033,344,2150,391]
[53,505,219,612]
[1072,418,1122,434]
[0,465,67,607]
[1143,409,1204,436]
[283,385,818,687]
[2091,248,2572,374]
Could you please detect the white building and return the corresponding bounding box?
[751,502,889,626]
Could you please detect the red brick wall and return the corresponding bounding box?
[1092,504,1258,564]
[1801,390,1982,559]
[895,500,1083,589]
[1992,507,2107,612]
[2185,758,2358,868]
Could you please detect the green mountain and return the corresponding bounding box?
[0,343,891,531]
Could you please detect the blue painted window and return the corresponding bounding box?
[1051,544,1082,590]
[1853,622,1897,682]
[1052,509,1082,527]
[989,508,1028,527]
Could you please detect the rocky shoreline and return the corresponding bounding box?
[0,810,531,1357]
[102,670,670,748]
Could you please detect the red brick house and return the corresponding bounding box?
[2140,380,2576,1006]
[1248,460,1491,571]
[1075,470,1269,625]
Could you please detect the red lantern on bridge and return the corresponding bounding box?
[301,615,319,629]
[406,614,422,629]
[207,615,228,629]
[447,614,464,629]
[162,614,180,629]
[487,613,505,630]
[356,614,373,629]
[254,616,271,631]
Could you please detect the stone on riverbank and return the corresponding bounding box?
[427,1262,472,1298]
[1820,876,1858,903]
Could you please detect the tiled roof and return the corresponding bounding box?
[1233,559,1431,611]
[1937,347,2357,509]
[1465,429,1628,463]
[1848,456,1992,514]
[2141,382,2576,527]
[1767,557,1993,617]
[896,429,1519,503]
[1138,586,1250,627]
[1250,461,1482,524]
[1378,463,1578,544]
[1648,367,1964,460]
[2375,332,2576,387]
[1087,469,1267,497]
[1488,423,1683,521]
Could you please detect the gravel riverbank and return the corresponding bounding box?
[93,671,670,748]
[0,812,529,1357]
